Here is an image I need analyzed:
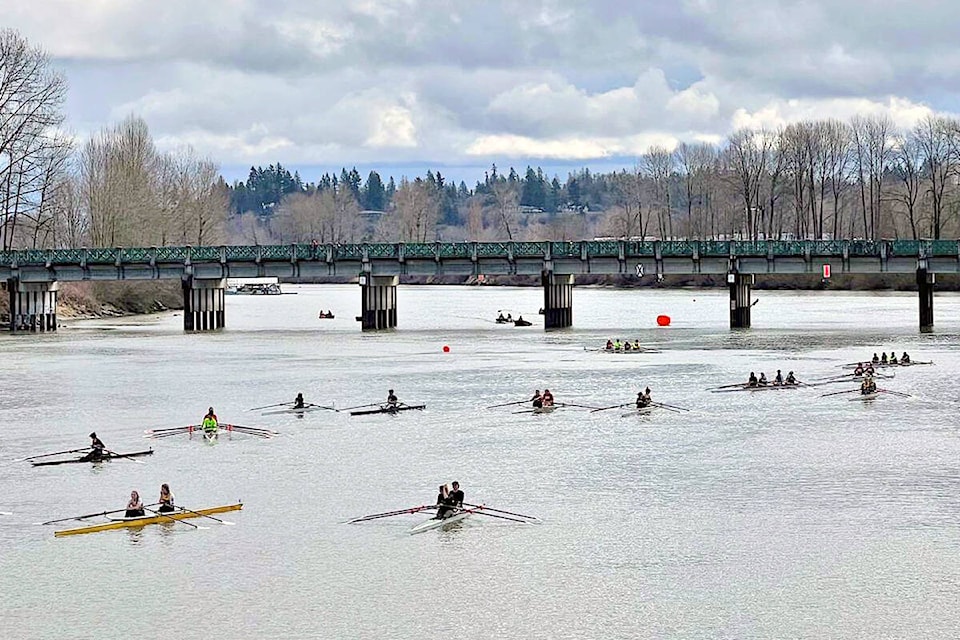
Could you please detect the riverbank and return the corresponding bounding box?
[0,281,183,321]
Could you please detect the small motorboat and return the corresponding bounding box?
[513,318,533,327]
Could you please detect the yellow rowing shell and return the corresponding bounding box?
[54,503,243,537]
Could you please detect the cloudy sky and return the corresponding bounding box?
[4,0,954,183]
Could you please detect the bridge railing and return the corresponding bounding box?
[2,239,960,268]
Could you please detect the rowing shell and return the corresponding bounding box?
[54,503,243,537]
[584,347,662,354]
[850,392,880,401]
[261,406,326,416]
[621,406,658,417]
[32,449,154,467]
[408,509,473,535]
[533,405,557,414]
[350,404,426,416]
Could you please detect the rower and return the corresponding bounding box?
[636,387,652,408]
[294,393,305,409]
[748,372,758,387]
[506,313,513,322]
[633,340,641,350]
[386,389,398,407]
[623,342,632,351]
[881,352,888,364]
[860,376,877,395]
[158,484,175,513]
[497,312,506,322]
[889,352,898,364]
[901,352,911,363]
[125,491,145,518]
[434,484,450,519]
[201,407,218,435]
[853,362,864,376]
[871,353,879,364]
[530,390,543,408]
[774,369,784,386]
[605,339,614,350]
[80,432,106,462]
[758,372,768,386]
[864,364,875,377]
[541,389,555,406]
[785,371,797,385]
[614,339,622,350]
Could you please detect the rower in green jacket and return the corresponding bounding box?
[201,407,219,434]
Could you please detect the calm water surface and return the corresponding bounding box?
[1,286,959,639]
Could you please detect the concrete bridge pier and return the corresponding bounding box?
[917,267,934,333]
[6,278,59,332]
[182,277,225,331]
[728,272,753,329]
[360,275,398,330]
[542,272,574,330]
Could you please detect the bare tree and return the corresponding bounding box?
[914,114,954,239]
[487,179,520,240]
[724,128,776,240]
[641,146,674,238]
[851,114,895,238]
[0,29,68,249]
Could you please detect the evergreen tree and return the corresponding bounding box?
[521,166,546,209]
[363,171,386,210]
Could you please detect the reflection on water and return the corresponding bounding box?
[1,286,960,639]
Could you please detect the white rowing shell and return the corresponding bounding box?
[408,510,472,535]
[261,406,325,416]
[621,406,657,417]
[850,392,880,401]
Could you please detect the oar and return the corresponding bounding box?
[345,505,433,524]
[466,509,535,524]
[652,401,690,412]
[706,382,751,390]
[340,402,383,411]
[485,399,529,409]
[710,386,749,393]
[36,503,161,526]
[222,424,278,434]
[556,402,601,410]
[247,401,293,411]
[105,449,145,465]
[144,426,195,434]
[174,505,235,525]
[143,506,206,530]
[878,389,912,398]
[511,409,536,414]
[462,502,539,520]
[0,511,11,516]
[146,430,192,439]
[14,447,90,462]
[589,403,632,413]
[304,403,338,412]
[820,388,860,397]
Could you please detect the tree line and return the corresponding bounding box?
[5,28,960,255]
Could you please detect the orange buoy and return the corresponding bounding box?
[656,315,671,326]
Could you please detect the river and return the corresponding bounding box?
[1,285,959,639]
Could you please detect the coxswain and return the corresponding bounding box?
[853,363,864,376]
[541,389,555,406]
[294,393,305,409]
[125,491,145,518]
[605,339,614,350]
[774,370,784,385]
[158,484,175,513]
[748,372,758,387]
[901,352,911,364]
[434,484,450,519]
[530,390,543,408]
[785,371,797,385]
[758,372,768,386]
[871,353,880,364]
[386,389,398,407]
[81,432,106,462]
[881,352,888,364]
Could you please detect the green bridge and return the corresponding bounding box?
[1,239,954,333]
